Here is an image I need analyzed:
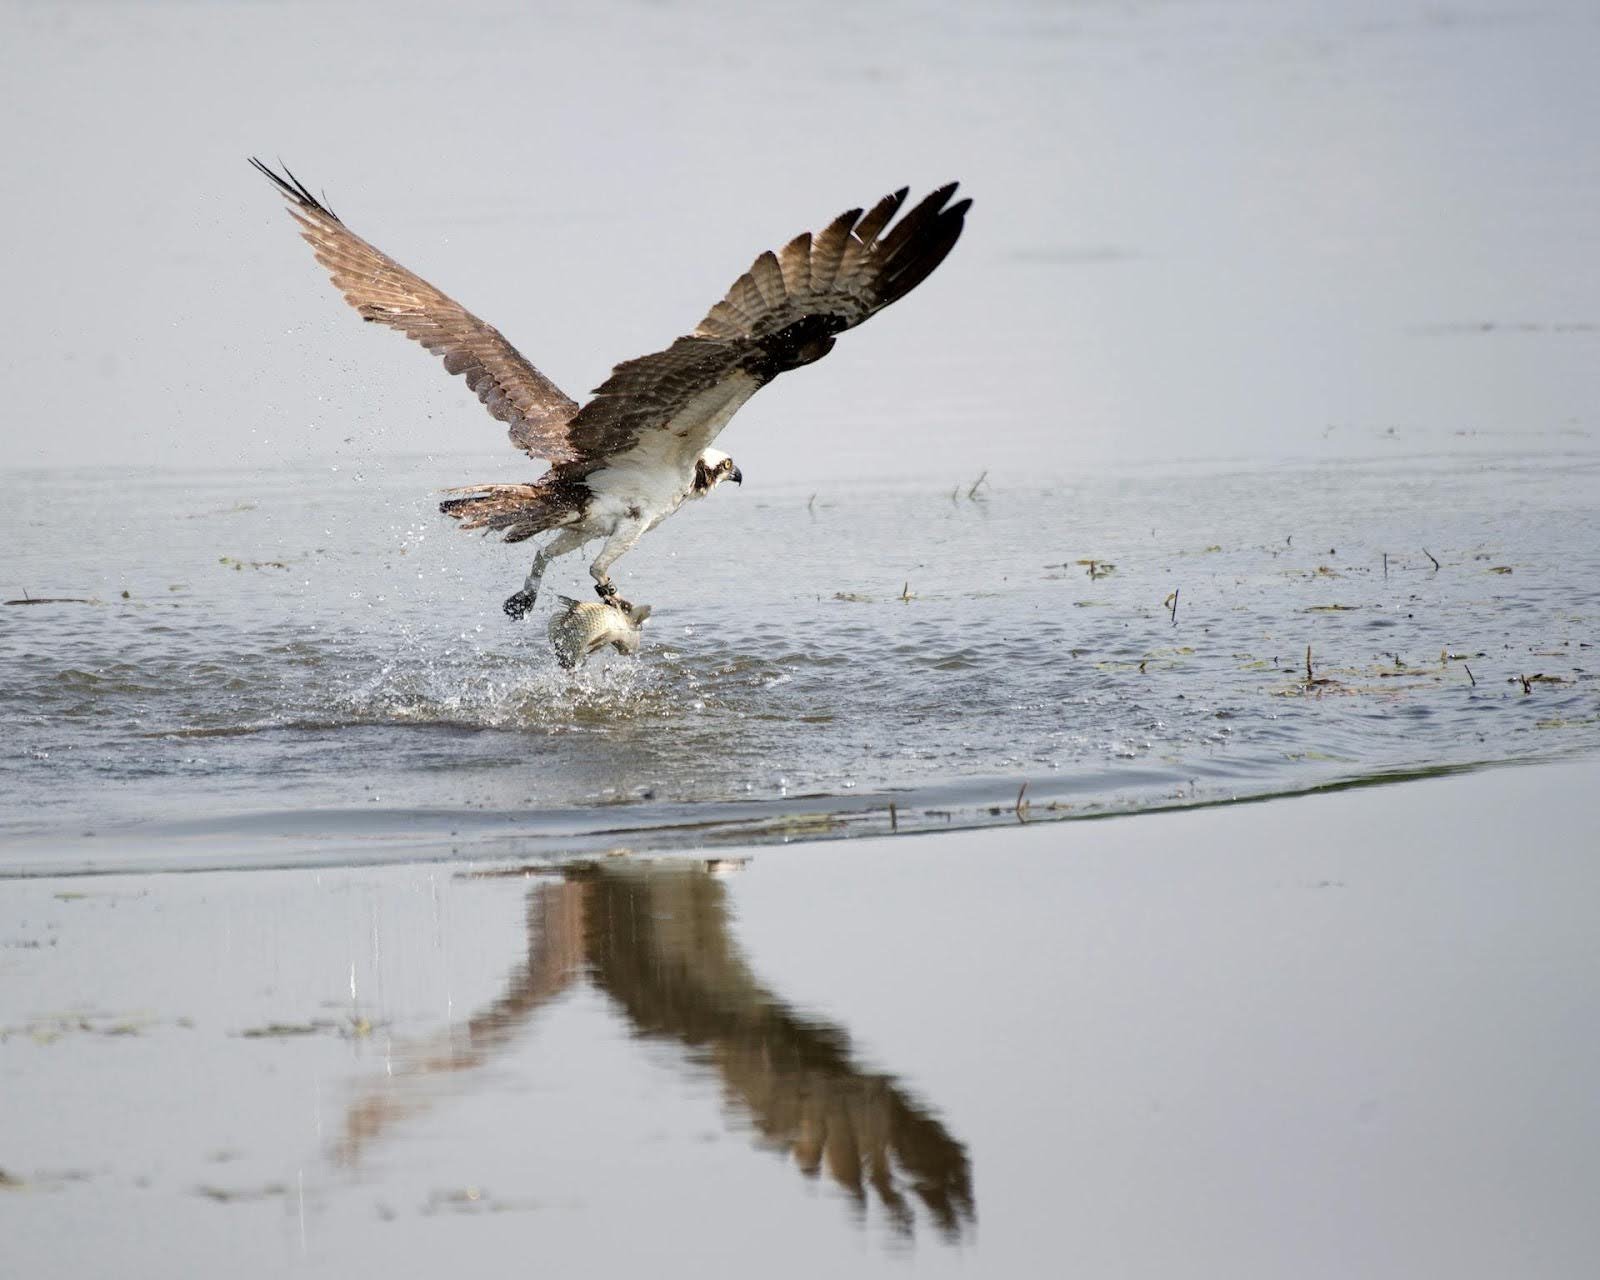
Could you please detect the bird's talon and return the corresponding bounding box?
[595,580,617,601]
[503,589,537,620]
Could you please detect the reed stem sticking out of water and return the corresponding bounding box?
[967,470,989,500]
[5,592,96,606]
[1015,781,1030,823]
[1166,588,1180,625]
[1424,548,1441,572]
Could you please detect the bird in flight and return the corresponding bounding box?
[252,160,970,618]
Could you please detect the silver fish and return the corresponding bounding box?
[547,597,652,669]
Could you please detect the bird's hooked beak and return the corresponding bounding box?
[729,466,743,486]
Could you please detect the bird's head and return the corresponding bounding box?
[692,448,743,497]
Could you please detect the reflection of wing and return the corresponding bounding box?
[333,878,585,1167]
[251,160,580,462]
[332,861,974,1239]
[578,865,975,1238]
[559,185,970,466]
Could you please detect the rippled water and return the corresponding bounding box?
[3,449,1598,872]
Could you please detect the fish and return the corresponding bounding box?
[547,597,652,669]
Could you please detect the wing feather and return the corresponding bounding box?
[852,187,908,248]
[563,184,969,465]
[748,250,788,309]
[726,272,770,328]
[779,232,812,295]
[808,207,862,294]
[251,159,580,463]
[691,182,969,344]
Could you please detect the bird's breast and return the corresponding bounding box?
[584,459,693,530]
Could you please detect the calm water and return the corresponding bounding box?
[3,449,1597,873]
[5,764,1599,1276]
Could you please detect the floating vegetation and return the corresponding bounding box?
[4,593,98,606]
[237,1015,381,1040]
[196,1183,288,1203]
[218,557,289,571]
[2,1013,164,1044]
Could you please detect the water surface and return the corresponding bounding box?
[4,450,1596,873]
[4,762,1597,1275]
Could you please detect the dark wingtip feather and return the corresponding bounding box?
[854,188,909,246]
[873,190,970,307]
[249,156,340,222]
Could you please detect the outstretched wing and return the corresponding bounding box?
[561,184,970,465]
[251,159,580,463]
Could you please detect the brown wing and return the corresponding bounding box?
[251,159,580,463]
[692,183,971,343]
[561,184,970,465]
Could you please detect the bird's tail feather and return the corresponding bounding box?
[439,483,573,543]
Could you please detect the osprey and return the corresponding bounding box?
[252,160,970,617]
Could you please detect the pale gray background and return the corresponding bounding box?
[3,0,1597,485]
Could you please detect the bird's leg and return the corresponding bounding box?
[504,529,586,621]
[503,551,548,620]
[590,519,649,612]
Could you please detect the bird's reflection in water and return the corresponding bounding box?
[336,859,974,1239]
